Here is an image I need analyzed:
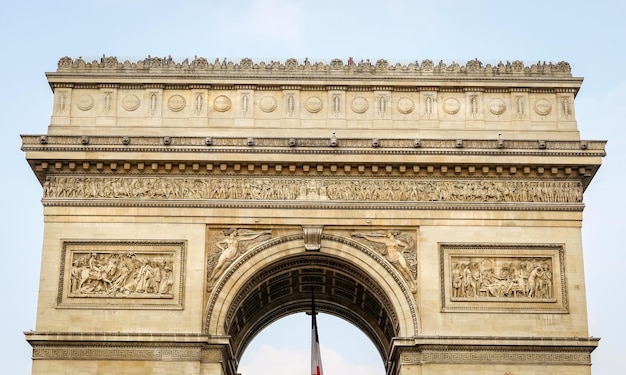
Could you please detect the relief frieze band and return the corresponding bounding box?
[58,240,185,309]
[440,243,567,313]
[43,176,582,204]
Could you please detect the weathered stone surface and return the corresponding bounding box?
[23,57,604,374]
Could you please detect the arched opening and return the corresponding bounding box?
[238,313,385,375]
[206,232,419,373]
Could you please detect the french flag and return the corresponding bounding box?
[311,292,324,375]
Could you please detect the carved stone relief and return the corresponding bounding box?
[76,94,95,111]
[351,96,369,114]
[69,251,175,297]
[122,94,141,111]
[534,99,552,116]
[167,95,186,112]
[259,96,277,113]
[488,98,506,115]
[58,241,185,309]
[213,95,232,112]
[305,96,323,113]
[424,95,434,118]
[56,91,68,114]
[440,243,566,313]
[443,97,460,115]
[377,95,387,118]
[57,56,573,77]
[397,97,415,114]
[194,93,204,115]
[450,256,554,300]
[206,228,273,291]
[43,176,584,204]
[351,230,417,291]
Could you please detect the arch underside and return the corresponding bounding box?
[222,250,401,364]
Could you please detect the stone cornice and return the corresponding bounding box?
[22,135,605,190]
[22,135,606,152]
[388,336,599,367]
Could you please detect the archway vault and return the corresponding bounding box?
[205,233,419,365]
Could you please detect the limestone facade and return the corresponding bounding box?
[23,56,604,374]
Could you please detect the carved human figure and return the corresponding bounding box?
[70,261,81,292]
[352,230,416,292]
[541,263,553,298]
[135,259,155,293]
[528,264,544,298]
[159,261,174,294]
[208,229,271,288]
[451,263,462,297]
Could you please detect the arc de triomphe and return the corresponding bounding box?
[22,56,604,375]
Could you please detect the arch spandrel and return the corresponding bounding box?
[205,232,419,363]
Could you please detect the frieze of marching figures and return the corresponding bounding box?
[43,176,583,204]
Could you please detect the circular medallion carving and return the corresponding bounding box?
[167,94,186,112]
[122,94,141,112]
[443,97,460,115]
[534,99,552,116]
[259,96,277,113]
[304,96,323,113]
[213,95,232,112]
[488,98,506,115]
[76,94,94,111]
[397,97,415,114]
[351,96,369,114]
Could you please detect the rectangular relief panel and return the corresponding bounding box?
[440,243,567,313]
[57,240,185,309]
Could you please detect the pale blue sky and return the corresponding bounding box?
[1,1,624,374]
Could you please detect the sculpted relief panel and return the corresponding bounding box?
[206,228,273,292]
[351,230,417,292]
[58,241,185,309]
[440,244,567,313]
[43,176,583,204]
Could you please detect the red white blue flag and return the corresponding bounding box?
[311,292,324,375]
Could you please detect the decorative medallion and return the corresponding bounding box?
[121,94,141,112]
[443,97,460,115]
[488,98,506,115]
[259,96,278,113]
[76,94,94,111]
[213,95,232,112]
[534,99,552,116]
[397,97,415,114]
[351,96,369,114]
[167,94,186,112]
[304,96,323,113]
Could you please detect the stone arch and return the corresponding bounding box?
[205,232,419,366]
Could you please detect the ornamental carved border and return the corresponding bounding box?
[43,176,582,204]
[31,343,226,362]
[440,243,567,313]
[399,349,590,365]
[58,240,185,309]
[56,56,573,78]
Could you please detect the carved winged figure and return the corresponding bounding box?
[352,230,416,292]
[207,228,271,290]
